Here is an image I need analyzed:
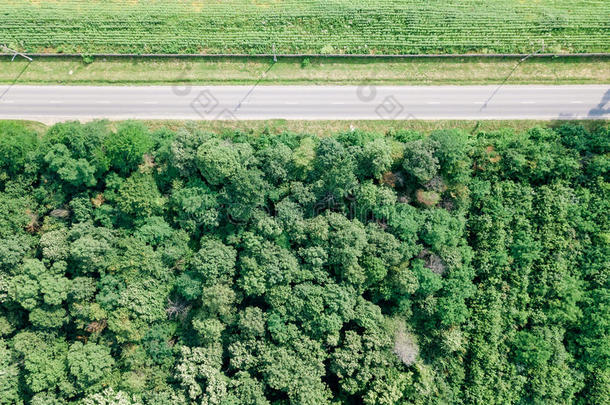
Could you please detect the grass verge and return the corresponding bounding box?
[0,56,608,86]
[10,119,608,137]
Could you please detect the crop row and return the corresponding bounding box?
[1,0,608,54]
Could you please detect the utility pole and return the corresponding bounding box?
[272,43,277,63]
[2,45,33,61]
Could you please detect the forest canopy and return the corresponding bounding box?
[0,120,608,404]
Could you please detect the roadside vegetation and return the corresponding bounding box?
[2,0,609,54]
[0,120,608,404]
[1,56,609,86]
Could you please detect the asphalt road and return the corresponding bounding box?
[0,85,608,122]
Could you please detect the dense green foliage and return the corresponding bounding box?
[2,0,609,54]
[0,120,608,404]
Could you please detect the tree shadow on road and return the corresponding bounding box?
[587,89,609,118]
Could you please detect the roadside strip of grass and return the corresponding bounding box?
[0,56,608,86]
[140,119,610,136]
[12,119,607,138]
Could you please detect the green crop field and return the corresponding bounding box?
[1,0,609,55]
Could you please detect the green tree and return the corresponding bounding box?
[358,137,393,180]
[67,342,114,393]
[0,121,38,179]
[115,172,166,219]
[104,122,152,175]
[170,180,219,231]
[191,237,236,285]
[12,331,71,395]
[402,139,439,184]
[44,144,97,188]
[0,341,21,405]
[196,138,253,186]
